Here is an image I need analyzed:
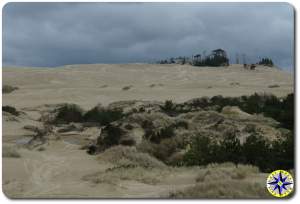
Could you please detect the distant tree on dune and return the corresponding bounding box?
[258,57,274,67]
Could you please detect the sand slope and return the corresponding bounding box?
[2,64,293,198]
[3,64,293,109]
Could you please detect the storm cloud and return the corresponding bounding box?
[2,2,294,71]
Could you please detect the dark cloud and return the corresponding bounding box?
[2,2,294,71]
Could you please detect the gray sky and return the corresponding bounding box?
[2,2,294,71]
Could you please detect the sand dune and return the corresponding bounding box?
[2,64,293,198]
[3,64,293,109]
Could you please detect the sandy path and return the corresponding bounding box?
[3,140,200,198]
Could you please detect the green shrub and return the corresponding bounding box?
[2,106,20,116]
[122,85,132,91]
[170,179,268,198]
[97,145,166,169]
[2,85,18,94]
[144,125,175,143]
[183,135,220,166]
[181,130,293,172]
[258,57,274,67]
[269,131,294,170]
[101,123,123,146]
[160,100,177,115]
[54,104,83,124]
[242,133,272,172]
[218,132,242,165]
[189,93,294,130]
[3,146,21,158]
[83,105,123,125]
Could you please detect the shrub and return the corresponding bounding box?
[188,97,210,108]
[122,85,132,91]
[171,163,265,198]
[2,85,18,94]
[137,133,186,165]
[82,166,167,185]
[258,57,274,67]
[218,132,242,165]
[97,145,166,169]
[101,123,123,147]
[196,164,259,182]
[37,146,46,151]
[189,93,294,130]
[269,131,294,170]
[174,119,189,129]
[2,106,20,116]
[83,105,123,125]
[160,100,178,115]
[183,135,220,166]
[144,125,175,143]
[2,146,21,158]
[193,49,229,67]
[54,104,83,124]
[268,84,280,88]
[182,127,293,172]
[170,180,268,198]
[153,138,178,162]
[241,133,272,172]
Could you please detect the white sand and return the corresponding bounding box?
[3,64,293,109]
[2,63,293,198]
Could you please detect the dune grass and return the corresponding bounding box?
[82,165,167,185]
[83,145,168,185]
[2,146,21,158]
[2,85,19,94]
[170,163,268,198]
[97,145,166,169]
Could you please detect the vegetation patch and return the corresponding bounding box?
[82,165,167,185]
[54,104,84,124]
[258,58,274,67]
[183,130,293,172]
[187,93,294,130]
[122,85,133,91]
[170,179,268,198]
[170,163,267,198]
[97,145,166,169]
[2,146,21,158]
[268,84,280,88]
[2,106,20,116]
[3,85,19,94]
[83,105,123,125]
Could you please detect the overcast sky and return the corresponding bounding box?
[2,2,294,71]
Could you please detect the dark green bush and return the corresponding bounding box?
[2,105,19,116]
[83,106,123,126]
[183,135,220,166]
[3,85,19,94]
[182,130,294,172]
[258,57,274,67]
[242,133,272,171]
[193,49,229,67]
[219,132,242,166]
[269,131,294,170]
[102,124,123,146]
[54,104,83,124]
[138,135,186,164]
[189,93,294,130]
[145,125,175,144]
[160,100,176,114]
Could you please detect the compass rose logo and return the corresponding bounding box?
[266,170,294,198]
